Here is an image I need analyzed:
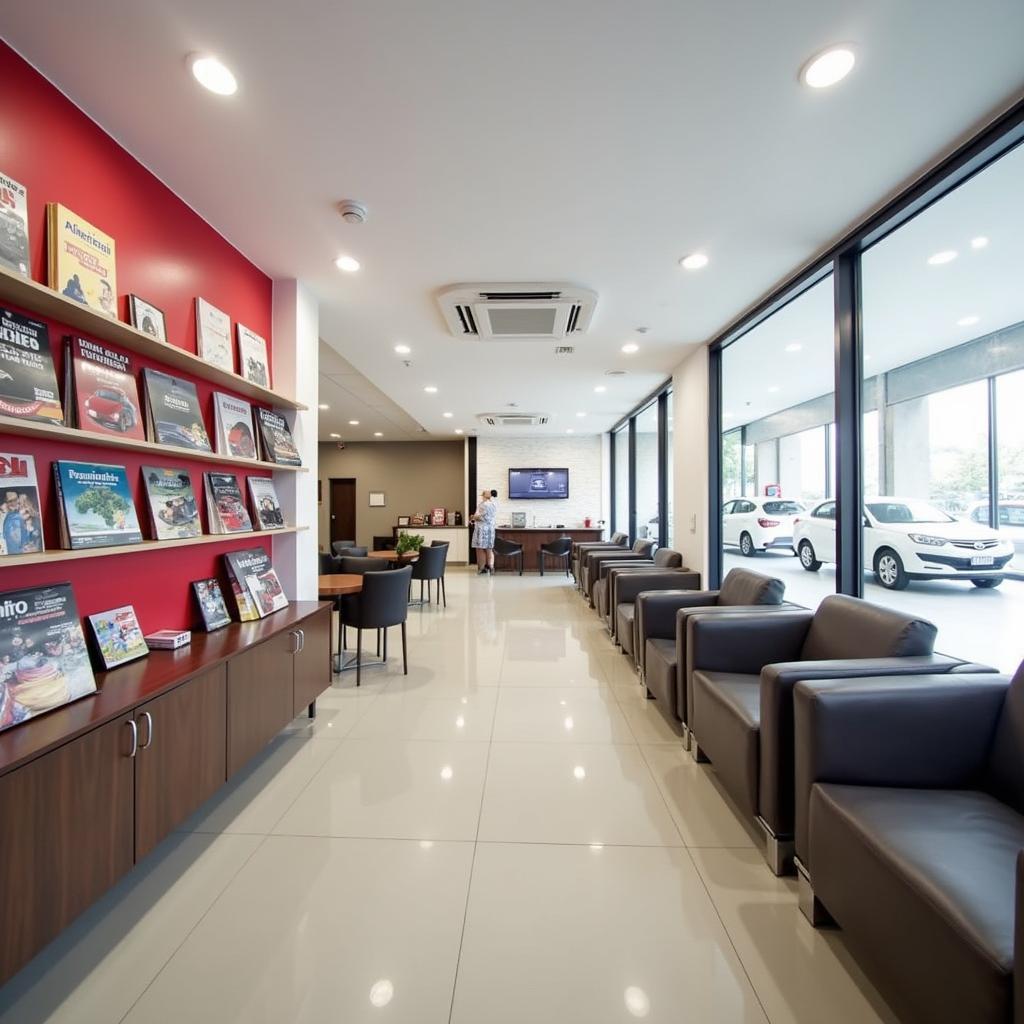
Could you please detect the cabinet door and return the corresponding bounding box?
[293,607,332,716]
[134,666,227,860]
[226,630,296,777]
[0,714,135,984]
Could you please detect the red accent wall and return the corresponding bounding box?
[0,43,278,632]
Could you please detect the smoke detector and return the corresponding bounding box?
[337,200,368,224]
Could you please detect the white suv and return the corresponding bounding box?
[722,497,805,557]
[793,496,1014,590]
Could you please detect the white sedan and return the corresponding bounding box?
[722,497,806,557]
[793,496,1015,590]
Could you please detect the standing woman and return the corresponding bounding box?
[471,488,497,574]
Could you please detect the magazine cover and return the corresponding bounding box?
[0,452,44,556]
[237,325,270,388]
[248,477,285,530]
[0,172,30,276]
[196,297,232,372]
[127,295,167,342]
[86,605,148,670]
[53,461,143,549]
[0,308,62,423]
[205,472,253,534]
[192,578,231,631]
[0,583,96,733]
[222,552,260,621]
[46,203,117,318]
[141,466,200,540]
[213,392,257,460]
[66,336,144,439]
[225,547,287,618]
[255,408,301,466]
[142,368,212,451]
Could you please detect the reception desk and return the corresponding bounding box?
[392,525,470,563]
[494,527,604,572]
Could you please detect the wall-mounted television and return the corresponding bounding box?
[508,468,569,500]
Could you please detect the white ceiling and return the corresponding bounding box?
[5,0,1024,439]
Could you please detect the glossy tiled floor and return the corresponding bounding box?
[0,569,899,1023]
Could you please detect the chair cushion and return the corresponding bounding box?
[718,568,785,606]
[632,539,656,557]
[985,662,1024,814]
[801,594,936,661]
[652,548,682,568]
[593,578,609,617]
[616,603,636,655]
[645,639,677,717]
[811,784,1023,1024]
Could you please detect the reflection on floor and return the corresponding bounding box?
[0,568,900,1024]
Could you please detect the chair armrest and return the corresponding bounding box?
[599,558,653,581]
[686,610,813,677]
[636,591,719,643]
[614,571,701,608]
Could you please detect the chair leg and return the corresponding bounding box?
[376,629,381,657]
[441,576,446,607]
[540,553,544,576]
[383,627,388,663]
[401,621,408,674]
[356,629,362,687]
[420,580,424,604]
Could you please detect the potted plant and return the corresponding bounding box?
[395,532,424,557]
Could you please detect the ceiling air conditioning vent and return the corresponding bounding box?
[438,283,597,340]
[477,412,550,427]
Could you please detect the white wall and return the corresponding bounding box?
[671,345,710,581]
[476,435,604,528]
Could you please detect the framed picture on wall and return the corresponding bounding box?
[369,491,386,507]
[127,295,168,342]
[397,515,410,526]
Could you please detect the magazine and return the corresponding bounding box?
[0,583,96,734]
[222,551,260,622]
[247,477,285,530]
[237,325,270,388]
[0,452,44,556]
[255,408,301,466]
[53,460,143,550]
[86,605,148,670]
[65,336,144,439]
[225,547,287,618]
[0,172,30,276]
[213,392,257,460]
[142,367,212,452]
[0,308,62,423]
[204,472,253,534]
[196,297,232,372]
[127,295,167,342]
[46,203,117,318]
[192,578,231,631]
[141,466,200,540]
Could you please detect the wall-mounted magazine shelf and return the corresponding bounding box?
[1,525,307,569]
[0,265,306,411]
[0,415,307,473]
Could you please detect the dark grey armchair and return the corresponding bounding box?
[571,532,627,580]
[593,548,684,621]
[581,539,656,604]
[792,663,1023,1024]
[607,566,702,661]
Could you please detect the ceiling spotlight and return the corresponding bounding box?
[335,254,360,273]
[566,428,574,434]
[443,411,453,418]
[189,54,238,96]
[768,386,780,393]
[927,250,957,266]
[394,344,411,355]
[424,385,438,394]
[957,315,980,327]
[679,253,709,271]
[454,428,464,435]
[785,342,802,353]
[621,343,639,354]
[576,411,586,418]
[594,385,607,393]
[329,432,340,439]
[348,420,360,426]
[373,431,383,437]
[970,236,989,250]
[800,46,856,89]
[318,403,329,410]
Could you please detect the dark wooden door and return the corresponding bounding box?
[134,666,227,859]
[0,714,135,984]
[226,630,296,776]
[293,607,331,715]
[330,478,357,546]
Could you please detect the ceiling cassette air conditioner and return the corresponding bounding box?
[437,283,597,340]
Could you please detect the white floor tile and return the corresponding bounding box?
[492,686,633,743]
[349,690,497,741]
[620,697,687,743]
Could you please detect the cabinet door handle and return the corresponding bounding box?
[289,630,300,654]
[297,628,305,652]
[126,718,138,758]
[139,711,154,749]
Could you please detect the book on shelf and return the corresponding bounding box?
[86,604,148,670]
[213,392,257,460]
[222,550,261,622]
[0,452,44,556]
[192,578,231,632]
[0,171,30,276]
[237,325,270,388]
[0,307,63,423]
[247,476,285,530]
[0,583,97,734]
[204,471,253,534]
[141,367,212,452]
[254,407,301,466]
[225,546,287,618]
[195,297,232,372]
[141,466,201,541]
[144,629,191,649]
[64,335,144,439]
[46,203,117,318]
[53,460,143,550]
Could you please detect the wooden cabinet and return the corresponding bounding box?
[293,607,331,716]
[134,666,227,859]
[0,713,135,983]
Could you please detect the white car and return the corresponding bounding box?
[722,497,806,557]
[967,500,1024,565]
[793,496,1015,590]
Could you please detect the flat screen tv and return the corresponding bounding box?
[508,468,569,500]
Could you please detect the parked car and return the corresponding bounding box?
[722,497,805,556]
[84,386,138,433]
[967,500,1024,563]
[793,496,1015,590]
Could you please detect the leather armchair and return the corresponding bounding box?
[593,548,684,620]
[572,533,627,581]
[609,568,701,660]
[580,540,655,602]
[792,665,1021,1024]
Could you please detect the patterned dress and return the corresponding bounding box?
[471,498,496,549]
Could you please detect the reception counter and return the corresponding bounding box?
[494,527,604,572]
[392,525,470,563]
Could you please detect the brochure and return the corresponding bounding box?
[47,203,117,317]
[141,466,200,540]
[255,407,301,466]
[86,605,148,670]
[237,325,270,388]
[196,297,232,372]
[142,367,212,452]
[213,392,257,460]
[0,171,30,276]
[192,578,231,631]
[0,308,62,423]
[0,452,44,556]
[247,476,285,530]
[53,460,143,550]
[65,335,144,439]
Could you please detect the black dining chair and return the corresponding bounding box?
[319,551,340,574]
[493,536,524,575]
[333,545,368,557]
[331,539,357,555]
[336,556,391,657]
[539,537,573,576]
[338,566,412,685]
[410,542,449,606]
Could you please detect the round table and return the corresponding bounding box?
[368,549,418,562]
[317,573,363,596]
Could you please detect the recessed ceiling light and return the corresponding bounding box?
[334,254,360,273]
[576,411,586,418]
[394,344,411,355]
[957,315,980,327]
[594,385,607,393]
[373,431,383,437]
[454,429,464,435]
[318,403,329,410]
[768,386,780,393]
[424,385,438,394]
[970,236,989,250]
[621,343,639,354]
[442,411,453,418]
[189,54,238,96]
[329,432,340,438]
[348,420,360,426]
[800,46,856,89]
[927,250,957,266]
[566,429,574,434]
[785,342,802,353]
[679,253,709,271]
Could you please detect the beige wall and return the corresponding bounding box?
[672,345,710,580]
[318,441,466,549]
